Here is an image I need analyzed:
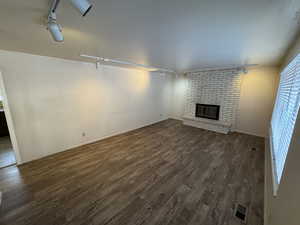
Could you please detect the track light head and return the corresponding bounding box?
[46,0,94,43]
[96,61,101,69]
[47,16,64,42]
[69,0,93,16]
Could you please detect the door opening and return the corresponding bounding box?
[0,71,21,167]
[0,101,15,168]
[0,106,16,168]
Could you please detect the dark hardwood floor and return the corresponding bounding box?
[0,119,264,225]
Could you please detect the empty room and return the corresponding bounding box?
[0,0,300,225]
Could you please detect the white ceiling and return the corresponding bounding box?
[0,0,300,72]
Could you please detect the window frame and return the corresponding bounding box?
[269,54,300,196]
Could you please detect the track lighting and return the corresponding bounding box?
[47,0,93,42]
[69,0,93,17]
[96,61,101,69]
[80,54,175,73]
[48,21,64,42]
[47,13,64,42]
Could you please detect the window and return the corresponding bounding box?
[271,54,300,190]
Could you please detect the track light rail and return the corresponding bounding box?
[80,54,175,73]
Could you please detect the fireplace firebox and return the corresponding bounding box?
[195,104,220,120]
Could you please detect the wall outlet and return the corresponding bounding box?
[82,132,86,137]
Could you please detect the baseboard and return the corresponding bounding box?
[233,129,266,138]
[18,118,170,165]
[169,116,184,121]
[66,118,169,152]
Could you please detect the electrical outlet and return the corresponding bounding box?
[82,132,86,137]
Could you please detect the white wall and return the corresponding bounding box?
[171,67,279,137]
[171,75,188,120]
[236,67,279,137]
[0,50,173,163]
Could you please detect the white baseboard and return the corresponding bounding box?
[169,116,184,121]
[234,129,266,138]
[19,118,169,165]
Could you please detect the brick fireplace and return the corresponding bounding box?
[182,69,242,134]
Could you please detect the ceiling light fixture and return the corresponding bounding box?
[69,0,93,17]
[47,0,64,42]
[80,54,175,73]
[47,0,93,42]
[47,12,64,42]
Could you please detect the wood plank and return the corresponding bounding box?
[0,119,264,225]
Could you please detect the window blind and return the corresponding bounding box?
[271,54,300,184]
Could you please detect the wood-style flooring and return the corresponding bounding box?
[0,119,264,225]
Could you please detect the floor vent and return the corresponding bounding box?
[234,203,247,223]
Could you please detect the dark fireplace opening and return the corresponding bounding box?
[195,104,220,120]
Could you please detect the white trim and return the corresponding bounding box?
[233,128,265,138]
[264,138,268,224]
[169,116,184,121]
[269,127,279,196]
[0,71,22,164]
[20,118,169,164]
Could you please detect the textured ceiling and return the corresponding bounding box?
[0,0,300,72]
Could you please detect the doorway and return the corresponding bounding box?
[0,100,15,168]
[0,71,21,167]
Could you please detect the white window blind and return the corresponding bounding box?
[271,54,300,185]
